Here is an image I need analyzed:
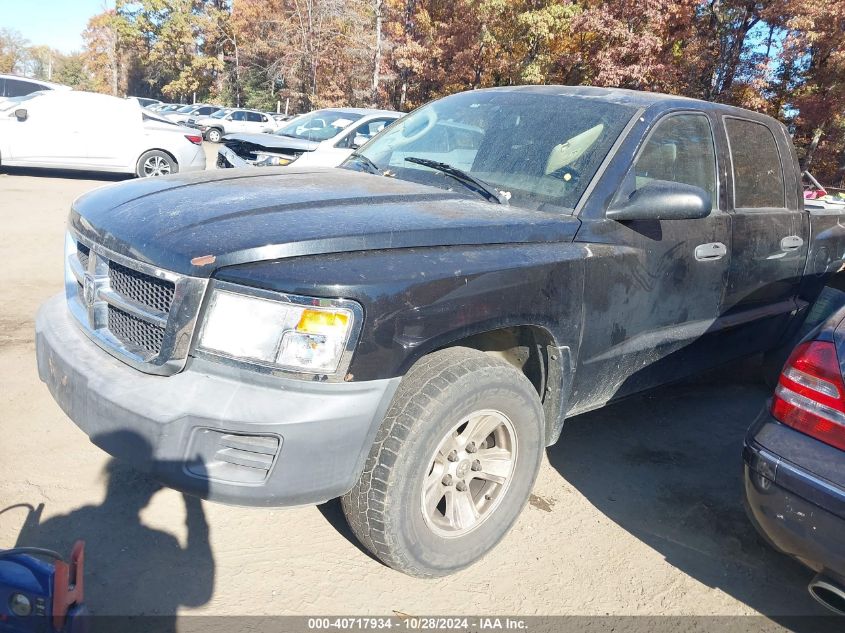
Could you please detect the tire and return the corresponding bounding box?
[135,150,177,178]
[206,128,222,143]
[341,346,545,577]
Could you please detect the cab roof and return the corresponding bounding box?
[478,85,782,126]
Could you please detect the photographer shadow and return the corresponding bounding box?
[10,430,215,632]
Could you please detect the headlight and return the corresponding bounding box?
[197,283,361,376]
[9,593,32,617]
[254,152,296,167]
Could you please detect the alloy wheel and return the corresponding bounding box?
[421,409,518,538]
[142,155,172,177]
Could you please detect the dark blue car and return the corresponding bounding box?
[744,304,845,615]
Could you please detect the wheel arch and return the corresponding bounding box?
[403,322,573,446]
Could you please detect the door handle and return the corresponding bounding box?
[695,242,727,261]
[781,235,804,251]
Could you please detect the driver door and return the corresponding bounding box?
[570,112,731,412]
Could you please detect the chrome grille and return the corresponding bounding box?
[108,260,175,313]
[108,305,166,355]
[77,243,90,270]
[65,232,208,375]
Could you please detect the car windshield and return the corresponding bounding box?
[275,110,363,141]
[211,109,230,119]
[175,105,196,113]
[346,90,637,212]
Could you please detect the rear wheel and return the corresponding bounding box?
[342,347,544,577]
[136,150,177,178]
[206,128,222,143]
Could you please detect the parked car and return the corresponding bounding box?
[217,107,401,168]
[35,86,845,578]
[0,73,70,100]
[154,103,188,114]
[194,108,277,142]
[165,103,223,125]
[745,297,845,615]
[129,97,162,109]
[0,91,205,177]
[184,107,232,131]
[803,171,845,213]
[265,111,291,124]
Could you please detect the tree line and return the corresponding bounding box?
[1,0,844,185]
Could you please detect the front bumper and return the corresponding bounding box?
[36,294,400,506]
[743,411,845,583]
[216,146,247,169]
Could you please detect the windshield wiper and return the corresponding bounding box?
[404,156,508,205]
[348,152,383,175]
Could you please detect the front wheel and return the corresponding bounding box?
[135,150,177,178]
[342,347,544,577]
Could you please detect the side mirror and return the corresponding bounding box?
[607,180,712,221]
[14,108,27,122]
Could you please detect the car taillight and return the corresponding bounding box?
[185,134,203,145]
[771,340,845,451]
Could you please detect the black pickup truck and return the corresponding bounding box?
[36,86,845,577]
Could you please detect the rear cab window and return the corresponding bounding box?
[724,118,785,209]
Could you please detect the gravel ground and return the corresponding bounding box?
[0,147,832,626]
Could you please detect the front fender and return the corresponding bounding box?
[215,241,586,380]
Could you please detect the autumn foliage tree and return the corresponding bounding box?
[56,0,845,185]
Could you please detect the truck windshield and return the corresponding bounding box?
[347,91,637,213]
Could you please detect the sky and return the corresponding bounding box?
[0,0,114,54]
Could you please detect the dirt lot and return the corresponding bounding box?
[0,148,832,623]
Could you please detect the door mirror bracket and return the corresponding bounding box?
[607,180,712,221]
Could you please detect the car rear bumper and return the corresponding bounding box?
[743,411,845,583]
[36,294,400,506]
[181,144,206,172]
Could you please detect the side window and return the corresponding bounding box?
[337,118,394,149]
[246,112,262,123]
[725,118,785,208]
[261,114,269,122]
[231,111,247,121]
[618,113,717,209]
[5,79,38,97]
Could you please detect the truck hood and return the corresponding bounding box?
[70,167,580,277]
[223,133,320,152]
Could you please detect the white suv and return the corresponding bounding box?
[194,109,276,142]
